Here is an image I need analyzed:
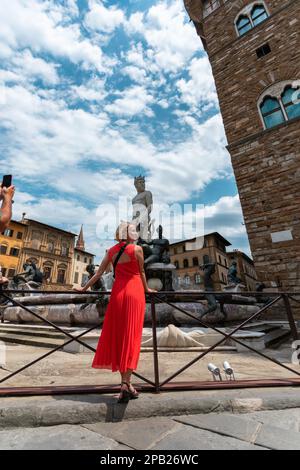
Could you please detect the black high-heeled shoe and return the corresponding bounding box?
[117,381,139,403]
[117,382,132,403]
[125,381,139,400]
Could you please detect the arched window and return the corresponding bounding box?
[57,263,67,284]
[195,273,201,284]
[235,2,269,37]
[10,247,20,257]
[184,275,190,286]
[193,257,199,267]
[258,81,300,129]
[251,4,268,26]
[0,244,8,255]
[236,15,252,36]
[281,86,300,120]
[260,97,285,129]
[174,260,179,269]
[183,259,189,268]
[43,261,53,281]
[57,268,66,284]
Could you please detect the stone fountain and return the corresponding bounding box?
[0,176,263,349]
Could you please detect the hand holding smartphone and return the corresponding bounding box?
[2,175,12,188]
[1,175,14,203]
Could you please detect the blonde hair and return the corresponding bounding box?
[115,221,134,242]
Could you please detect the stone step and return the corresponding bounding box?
[0,327,66,340]
[241,323,282,333]
[0,333,65,349]
[264,328,291,347]
[0,328,66,339]
[0,323,80,340]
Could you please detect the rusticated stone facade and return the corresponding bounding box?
[184,0,300,292]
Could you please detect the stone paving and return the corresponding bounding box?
[1,409,300,450]
[0,340,298,388]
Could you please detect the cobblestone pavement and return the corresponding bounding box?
[1,408,300,450]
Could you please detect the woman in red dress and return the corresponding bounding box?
[76,222,156,402]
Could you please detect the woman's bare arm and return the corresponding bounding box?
[76,252,110,292]
[0,186,15,232]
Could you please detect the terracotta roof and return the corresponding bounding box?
[169,232,231,247]
[75,247,95,257]
[23,219,77,237]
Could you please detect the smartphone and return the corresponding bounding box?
[2,175,12,188]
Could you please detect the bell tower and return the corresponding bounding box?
[184,0,300,291]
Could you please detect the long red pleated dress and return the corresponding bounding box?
[92,241,146,373]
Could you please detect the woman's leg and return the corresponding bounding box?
[119,369,137,397]
[120,369,132,386]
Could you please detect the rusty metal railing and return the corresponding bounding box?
[0,286,299,397]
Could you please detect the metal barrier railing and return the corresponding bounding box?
[0,287,299,396]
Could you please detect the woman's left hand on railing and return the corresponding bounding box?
[73,287,86,293]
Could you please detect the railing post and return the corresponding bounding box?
[283,294,299,341]
[150,294,160,393]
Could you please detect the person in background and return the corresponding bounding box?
[0,184,15,286]
[0,184,15,233]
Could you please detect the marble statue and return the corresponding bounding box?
[132,175,153,242]
[227,261,242,285]
[200,262,218,317]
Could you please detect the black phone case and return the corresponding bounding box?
[2,175,12,188]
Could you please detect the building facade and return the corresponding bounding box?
[184,0,300,291]
[72,226,95,289]
[169,232,231,290]
[18,219,76,290]
[0,220,27,279]
[227,250,258,291]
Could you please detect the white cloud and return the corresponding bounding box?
[125,11,144,34]
[84,0,124,33]
[0,0,105,72]
[0,0,249,258]
[70,77,107,102]
[177,56,218,110]
[157,99,169,109]
[122,66,147,83]
[0,83,232,207]
[11,50,59,85]
[126,1,202,73]
[105,86,154,117]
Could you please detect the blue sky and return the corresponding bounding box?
[0,0,249,259]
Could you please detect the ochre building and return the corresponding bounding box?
[169,232,231,290]
[0,220,27,279]
[18,218,76,290]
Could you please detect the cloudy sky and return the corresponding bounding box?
[0,0,249,259]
